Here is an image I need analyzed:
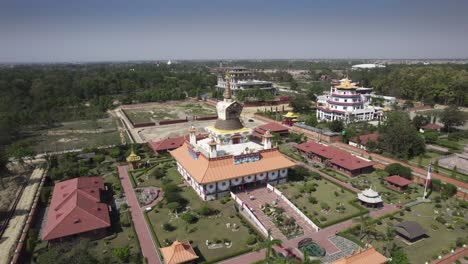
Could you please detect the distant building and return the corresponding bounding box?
[170,72,295,200]
[316,78,393,123]
[149,134,209,154]
[330,247,387,264]
[253,122,290,138]
[351,63,386,70]
[41,177,111,241]
[348,133,379,150]
[295,141,374,176]
[216,67,276,97]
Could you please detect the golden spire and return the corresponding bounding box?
[224,71,231,100]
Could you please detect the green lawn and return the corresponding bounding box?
[132,161,183,188]
[147,187,256,263]
[344,198,467,264]
[181,103,216,116]
[277,179,365,227]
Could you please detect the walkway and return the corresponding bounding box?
[219,249,266,264]
[0,168,45,264]
[237,188,317,240]
[118,166,161,264]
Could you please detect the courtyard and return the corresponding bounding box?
[342,197,467,264]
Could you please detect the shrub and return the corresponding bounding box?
[319,216,327,222]
[120,211,131,227]
[181,212,198,224]
[320,202,330,210]
[308,196,318,204]
[435,216,447,224]
[162,222,176,231]
[113,246,130,263]
[197,204,215,216]
[94,154,105,164]
[288,165,309,181]
[384,163,412,179]
[246,235,257,245]
[455,237,466,247]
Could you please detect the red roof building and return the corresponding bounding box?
[349,133,378,150]
[253,122,289,138]
[149,134,209,154]
[41,176,111,241]
[422,123,443,131]
[385,175,413,192]
[296,141,374,176]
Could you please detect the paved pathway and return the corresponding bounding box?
[118,166,161,264]
[219,249,266,264]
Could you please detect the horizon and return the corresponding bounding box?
[2,0,468,63]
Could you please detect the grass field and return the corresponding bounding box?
[20,118,124,153]
[124,101,216,124]
[408,151,468,182]
[147,187,256,262]
[277,178,365,227]
[344,198,467,264]
[132,165,184,188]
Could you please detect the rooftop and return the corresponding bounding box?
[350,133,379,146]
[422,123,443,130]
[395,221,427,240]
[160,240,199,264]
[385,175,412,187]
[148,134,208,152]
[41,176,110,240]
[170,143,295,184]
[330,247,387,264]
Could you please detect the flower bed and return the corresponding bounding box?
[261,203,303,239]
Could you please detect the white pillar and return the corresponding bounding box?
[208,139,217,158]
[189,125,197,145]
[263,130,273,150]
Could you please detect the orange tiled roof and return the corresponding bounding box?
[170,143,296,184]
[160,240,199,264]
[331,247,387,264]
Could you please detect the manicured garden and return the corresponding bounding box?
[261,203,303,239]
[278,173,367,228]
[341,197,468,264]
[146,186,263,263]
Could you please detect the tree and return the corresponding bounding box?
[379,111,425,159]
[423,130,439,143]
[389,247,410,264]
[181,212,198,224]
[329,120,344,133]
[113,246,130,263]
[304,114,318,127]
[288,165,309,181]
[256,229,282,262]
[167,202,182,216]
[384,163,412,179]
[6,141,35,164]
[289,95,310,113]
[440,105,466,132]
[412,115,430,130]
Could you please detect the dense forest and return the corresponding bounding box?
[0,63,216,145]
[350,65,468,106]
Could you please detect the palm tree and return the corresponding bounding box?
[383,226,395,256]
[256,229,282,263]
[356,215,372,239]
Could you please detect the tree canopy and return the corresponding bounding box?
[439,105,466,132]
[378,111,425,159]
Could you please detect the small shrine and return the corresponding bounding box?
[126,150,141,170]
[357,188,383,208]
[282,112,299,126]
[160,240,199,264]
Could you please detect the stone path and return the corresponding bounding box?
[118,166,161,264]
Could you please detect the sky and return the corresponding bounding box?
[1,0,468,62]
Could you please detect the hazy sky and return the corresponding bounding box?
[1,0,468,62]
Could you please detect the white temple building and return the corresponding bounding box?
[316,78,391,123]
[216,67,276,97]
[171,72,295,200]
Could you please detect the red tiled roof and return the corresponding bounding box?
[160,240,199,264]
[422,123,443,130]
[296,141,374,171]
[331,247,387,264]
[170,143,296,184]
[385,175,412,187]
[149,134,208,152]
[257,122,289,133]
[351,133,378,146]
[41,176,110,240]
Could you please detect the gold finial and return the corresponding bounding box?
[224,71,231,100]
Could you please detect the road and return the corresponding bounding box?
[118,166,161,264]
